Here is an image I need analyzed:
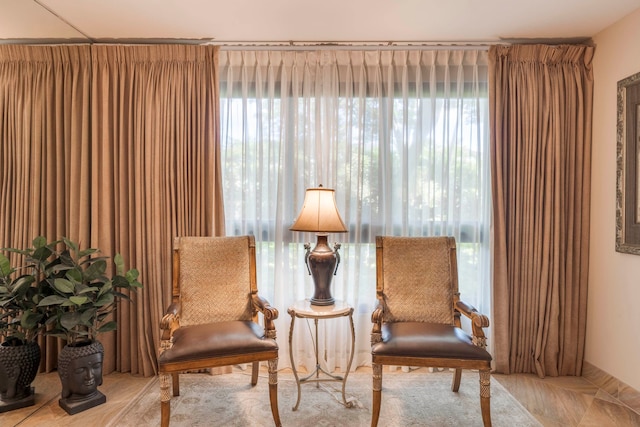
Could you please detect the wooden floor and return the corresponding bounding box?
[2,371,152,427]
[492,374,640,427]
[493,372,640,426]
[3,369,640,426]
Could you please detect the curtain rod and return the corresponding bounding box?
[0,39,506,49]
[208,37,593,50]
[209,40,503,51]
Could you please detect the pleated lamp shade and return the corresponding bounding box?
[290,186,347,233]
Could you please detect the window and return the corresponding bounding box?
[219,49,490,370]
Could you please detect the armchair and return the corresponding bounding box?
[158,236,281,426]
[371,236,492,426]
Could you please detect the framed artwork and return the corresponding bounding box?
[616,71,640,254]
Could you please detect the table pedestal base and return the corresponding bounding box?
[287,300,355,411]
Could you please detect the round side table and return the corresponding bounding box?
[287,299,355,410]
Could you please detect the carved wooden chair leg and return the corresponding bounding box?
[251,361,259,386]
[160,373,171,427]
[479,369,491,427]
[268,358,281,426]
[371,363,382,427]
[451,367,462,392]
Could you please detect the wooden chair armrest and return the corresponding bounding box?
[455,299,490,348]
[371,304,384,325]
[252,294,279,339]
[160,303,180,351]
[371,303,384,344]
[251,294,279,320]
[456,300,489,327]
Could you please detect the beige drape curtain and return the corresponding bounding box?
[91,45,223,376]
[0,45,92,372]
[0,44,223,377]
[489,44,594,377]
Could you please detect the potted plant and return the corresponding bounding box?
[0,237,53,412]
[34,237,142,415]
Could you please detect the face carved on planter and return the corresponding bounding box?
[58,341,104,400]
[67,352,103,398]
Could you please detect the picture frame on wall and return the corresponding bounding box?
[616,71,640,255]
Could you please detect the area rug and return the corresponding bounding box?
[110,368,540,426]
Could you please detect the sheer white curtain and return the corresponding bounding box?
[219,49,490,372]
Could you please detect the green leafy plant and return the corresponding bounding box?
[34,237,142,345]
[0,237,54,345]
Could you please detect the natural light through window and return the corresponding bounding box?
[219,49,491,369]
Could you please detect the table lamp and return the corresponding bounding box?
[290,185,348,306]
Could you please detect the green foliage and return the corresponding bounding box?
[33,237,142,345]
[0,237,55,344]
[1,236,142,346]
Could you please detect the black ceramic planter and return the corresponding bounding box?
[0,340,41,412]
[58,340,106,415]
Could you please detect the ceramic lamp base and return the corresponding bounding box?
[308,234,339,306]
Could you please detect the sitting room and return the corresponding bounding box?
[1,1,640,426]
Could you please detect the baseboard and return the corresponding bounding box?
[582,360,640,415]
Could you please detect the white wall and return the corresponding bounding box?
[588,6,640,391]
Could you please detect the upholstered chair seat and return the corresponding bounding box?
[159,321,278,366]
[373,322,492,361]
